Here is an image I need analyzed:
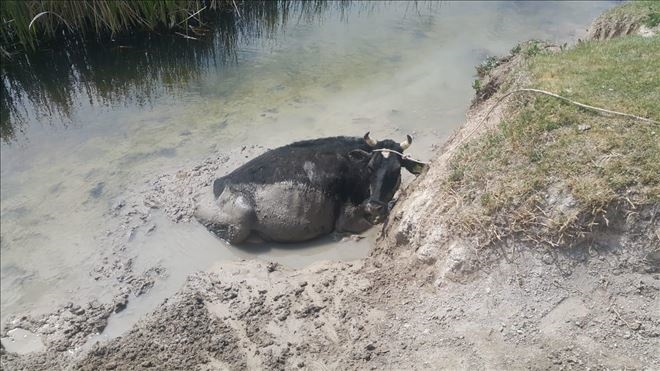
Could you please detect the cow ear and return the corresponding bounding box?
[402,158,428,175]
[348,149,371,163]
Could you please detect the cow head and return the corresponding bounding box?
[348,132,428,223]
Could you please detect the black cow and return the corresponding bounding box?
[194,132,427,244]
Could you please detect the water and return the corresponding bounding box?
[1,1,616,333]
[0,328,45,354]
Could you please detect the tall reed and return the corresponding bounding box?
[1,0,349,142]
[0,0,232,54]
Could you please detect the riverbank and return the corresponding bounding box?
[2,3,659,370]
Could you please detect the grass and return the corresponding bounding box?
[476,56,501,78]
[0,0,234,54]
[445,34,660,248]
[471,79,482,93]
[525,40,542,56]
[529,36,660,120]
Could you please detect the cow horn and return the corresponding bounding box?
[364,132,377,147]
[400,135,412,150]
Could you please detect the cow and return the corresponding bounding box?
[194,132,427,244]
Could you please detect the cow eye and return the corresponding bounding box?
[367,158,377,172]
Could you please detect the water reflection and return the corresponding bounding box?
[0,0,617,330]
[0,0,363,143]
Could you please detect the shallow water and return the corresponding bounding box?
[0,328,45,354]
[0,1,615,332]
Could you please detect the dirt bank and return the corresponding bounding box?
[3,6,659,370]
[587,1,659,40]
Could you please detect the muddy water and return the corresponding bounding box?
[0,1,615,336]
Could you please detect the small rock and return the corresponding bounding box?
[111,199,126,211]
[71,306,85,316]
[114,298,128,313]
[541,252,554,265]
[578,124,591,132]
[126,228,137,242]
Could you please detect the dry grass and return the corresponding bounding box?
[444,34,659,248]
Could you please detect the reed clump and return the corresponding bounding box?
[0,0,234,55]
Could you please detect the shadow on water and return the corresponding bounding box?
[1,0,385,143]
[231,233,348,254]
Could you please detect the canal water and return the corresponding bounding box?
[0,1,615,336]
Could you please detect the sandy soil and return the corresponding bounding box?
[2,13,659,371]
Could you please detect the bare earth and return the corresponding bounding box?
[2,15,660,371]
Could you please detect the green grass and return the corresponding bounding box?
[476,56,501,77]
[445,34,660,248]
[471,79,482,93]
[529,36,660,120]
[525,40,542,57]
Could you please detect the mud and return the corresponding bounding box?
[1,145,267,358]
[5,220,657,369]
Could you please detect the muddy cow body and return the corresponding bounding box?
[195,133,426,244]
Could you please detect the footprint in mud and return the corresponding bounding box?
[89,182,105,199]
